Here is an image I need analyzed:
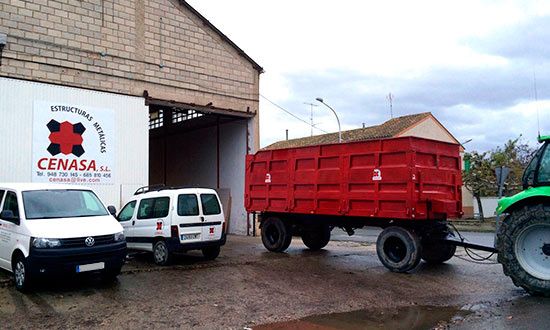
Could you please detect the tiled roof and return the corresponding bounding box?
[263,112,432,150]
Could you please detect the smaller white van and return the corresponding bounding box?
[0,183,126,291]
[118,186,226,265]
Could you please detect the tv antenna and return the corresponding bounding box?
[304,102,319,136]
[386,93,394,119]
[534,71,541,137]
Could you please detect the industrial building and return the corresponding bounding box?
[0,0,262,234]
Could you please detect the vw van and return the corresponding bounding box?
[0,183,126,291]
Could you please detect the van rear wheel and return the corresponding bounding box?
[153,240,172,266]
[202,246,221,260]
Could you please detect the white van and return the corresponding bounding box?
[118,186,226,265]
[0,183,126,291]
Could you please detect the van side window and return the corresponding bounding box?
[154,198,170,218]
[200,194,221,215]
[137,197,170,219]
[118,201,136,221]
[177,194,199,216]
[2,191,19,219]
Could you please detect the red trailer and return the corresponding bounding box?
[245,136,464,272]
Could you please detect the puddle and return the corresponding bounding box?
[254,305,469,330]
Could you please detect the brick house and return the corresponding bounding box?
[0,0,262,234]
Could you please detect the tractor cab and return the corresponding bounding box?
[522,135,550,189]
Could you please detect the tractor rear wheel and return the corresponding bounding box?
[497,205,550,297]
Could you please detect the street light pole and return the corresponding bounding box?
[315,97,342,143]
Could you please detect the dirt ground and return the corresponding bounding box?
[0,233,547,329]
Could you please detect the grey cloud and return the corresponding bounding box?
[469,15,550,62]
[268,16,550,152]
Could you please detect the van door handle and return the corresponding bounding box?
[200,216,205,222]
[132,220,135,226]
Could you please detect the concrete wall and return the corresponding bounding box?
[472,197,500,219]
[0,0,260,115]
[0,77,149,207]
[219,120,248,234]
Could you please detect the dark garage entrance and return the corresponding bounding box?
[147,99,254,234]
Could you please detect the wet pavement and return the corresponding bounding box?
[0,230,547,329]
[254,305,471,330]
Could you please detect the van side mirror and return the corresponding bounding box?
[107,205,117,216]
[0,210,19,224]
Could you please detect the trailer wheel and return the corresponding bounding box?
[421,238,457,264]
[497,205,550,297]
[261,217,292,252]
[376,226,422,273]
[301,225,331,251]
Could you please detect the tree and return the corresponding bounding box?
[489,136,536,196]
[463,151,493,221]
[463,136,536,220]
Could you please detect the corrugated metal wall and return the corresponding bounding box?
[0,77,149,208]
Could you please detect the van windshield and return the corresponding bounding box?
[22,190,109,220]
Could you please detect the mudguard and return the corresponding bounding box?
[497,186,550,215]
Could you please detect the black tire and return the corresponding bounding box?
[301,225,331,251]
[153,240,172,266]
[376,226,422,273]
[202,246,221,260]
[496,205,550,297]
[261,217,292,252]
[12,253,32,292]
[101,266,122,283]
[421,241,457,264]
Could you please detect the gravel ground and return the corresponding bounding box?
[0,232,546,329]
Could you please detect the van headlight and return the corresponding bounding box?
[32,237,61,248]
[114,231,125,242]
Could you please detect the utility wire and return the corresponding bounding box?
[260,94,329,134]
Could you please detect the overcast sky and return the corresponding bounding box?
[187,0,550,151]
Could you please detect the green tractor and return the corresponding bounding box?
[496,135,550,296]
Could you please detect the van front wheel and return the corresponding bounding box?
[13,254,32,292]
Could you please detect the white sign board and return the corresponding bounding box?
[32,101,115,185]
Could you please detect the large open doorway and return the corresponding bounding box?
[147,99,254,234]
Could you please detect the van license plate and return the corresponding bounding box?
[181,233,200,240]
[76,262,105,273]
